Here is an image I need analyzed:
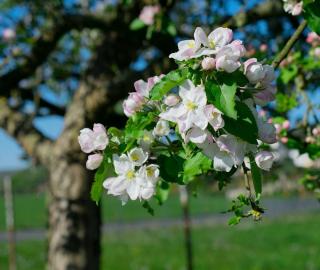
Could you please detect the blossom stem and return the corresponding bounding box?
[272,20,307,69]
[242,163,252,198]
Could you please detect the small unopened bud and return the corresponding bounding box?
[164,94,180,107]
[282,120,290,130]
[259,44,268,52]
[312,127,320,136]
[201,57,216,70]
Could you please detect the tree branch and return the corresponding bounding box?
[222,0,286,29]
[0,101,53,164]
[0,13,115,96]
[272,20,308,68]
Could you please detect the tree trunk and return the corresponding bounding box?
[46,81,104,270]
[47,160,101,270]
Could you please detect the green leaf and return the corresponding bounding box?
[125,112,156,141]
[142,201,154,216]
[249,155,262,195]
[304,2,320,34]
[183,152,212,183]
[228,216,241,226]
[155,181,170,205]
[91,157,113,204]
[150,68,188,100]
[166,21,177,36]
[279,65,298,84]
[129,18,146,30]
[205,74,237,119]
[223,101,258,144]
[158,154,185,184]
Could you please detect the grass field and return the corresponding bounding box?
[1,214,320,270]
[0,191,230,230]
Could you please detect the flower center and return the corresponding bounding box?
[130,153,140,162]
[146,167,154,178]
[126,170,135,180]
[188,40,195,48]
[186,100,198,111]
[209,39,215,48]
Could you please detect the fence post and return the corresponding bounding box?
[4,175,16,270]
[179,185,193,270]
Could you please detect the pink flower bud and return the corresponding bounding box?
[93,124,109,151]
[312,127,320,136]
[78,128,95,153]
[314,48,320,58]
[259,44,268,52]
[123,92,144,117]
[306,32,320,45]
[280,137,288,144]
[201,57,216,70]
[244,58,265,84]
[2,28,15,41]
[282,120,290,130]
[164,94,180,106]
[86,154,103,170]
[139,5,160,25]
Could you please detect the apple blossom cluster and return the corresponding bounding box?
[169,27,276,106]
[103,148,160,204]
[78,124,109,170]
[79,26,279,210]
[123,75,164,117]
[282,0,303,16]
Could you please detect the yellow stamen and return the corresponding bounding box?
[186,101,198,111]
[126,170,135,180]
[188,40,195,48]
[209,39,215,48]
[130,153,140,162]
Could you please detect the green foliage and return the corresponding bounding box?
[91,155,113,204]
[250,155,263,195]
[125,112,156,142]
[130,18,146,30]
[157,154,185,184]
[276,93,298,112]
[155,181,170,204]
[183,152,212,183]
[150,68,188,100]
[223,101,258,144]
[279,65,298,84]
[205,75,237,119]
[304,1,320,34]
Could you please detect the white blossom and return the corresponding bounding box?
[153,119,170,137]
[283,0,303,16]
[160,80,208,134]
[255,151,274,171]
[103,153,159,203]
[128,147,148,166]
[78,124,109,153]
[86,154,103,170]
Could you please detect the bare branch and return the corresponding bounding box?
[222,0,286,29]
[0,101,52,164]
[272,20,308,68]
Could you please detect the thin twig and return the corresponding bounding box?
[272,20,307,68]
